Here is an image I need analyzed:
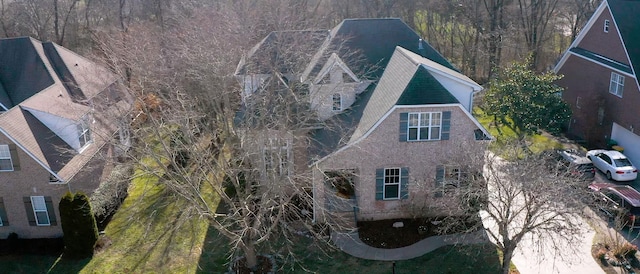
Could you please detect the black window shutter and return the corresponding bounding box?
[399,113,408,142]
[23,197,36,226]
[44,196,57,226]
[441,111,451,140]
[8,144,20,171]
[400,167,409,200]
[0,197,8,226]
[375,169,384,200]
[435,166,445,197]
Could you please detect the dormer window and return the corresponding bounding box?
[332,93,342,111]
[604,20,610,33]
[78,114,92,149]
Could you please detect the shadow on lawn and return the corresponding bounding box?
[196,226,232,273]
[194,225,505,274]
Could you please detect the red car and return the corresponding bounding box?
[589,183,640,228]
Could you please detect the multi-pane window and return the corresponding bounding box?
[436,166,464,196]
[263,139,290,177]
[332,93,342,111]
[77,115,92,149]
[609,72,624,97]
[408,112,441,141]
[31,196,50,226]
[384,168,401,200]
[0,145,12,171]
[604,19,610,33]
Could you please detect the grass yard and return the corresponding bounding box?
[80,167,214,273]
[196,228,503,273]
[474,107,563,156]
[0,166,213,274]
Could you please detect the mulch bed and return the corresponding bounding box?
[0,237,64,255]
[358,217,478,249]
[358,218,436,249]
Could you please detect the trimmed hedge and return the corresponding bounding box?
[59,192,98,258]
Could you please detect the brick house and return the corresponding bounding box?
[554,0,640,164]
[311,47,490,223]
[235,19,491,224]
[0,37,131,239]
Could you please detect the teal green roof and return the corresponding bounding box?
[570,47,633,74]
[396,66,459,105]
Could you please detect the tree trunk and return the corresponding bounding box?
[241,241,259,270]
[501,247,515,274]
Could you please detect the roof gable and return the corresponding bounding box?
[555,0,640,88]
[397,66,459,105]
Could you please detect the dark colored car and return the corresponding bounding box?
[589,183,640,228]
[557,150,596,181]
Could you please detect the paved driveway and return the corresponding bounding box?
[481,154,603,274]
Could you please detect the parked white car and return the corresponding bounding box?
[586,150,638,181]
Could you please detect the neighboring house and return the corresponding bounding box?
[554,0,640,165]
[235,19,491,224]
[0,37,131,239]
[235,18,459,175]
[311,47,490,223]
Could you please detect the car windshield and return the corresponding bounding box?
[614,158,633,167]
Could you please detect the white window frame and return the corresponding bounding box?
[263,139,291,177]
[609,72,624,97]
[576,96,582,109]
[0,214,3,226]
[407,112,442,141]
[31,196,50,226]
[438,166,462,196]
[332,93,342,111]
[0,144,13,172]
[604,19,610,33]
[383,168,401,200]
[77,114,93,150]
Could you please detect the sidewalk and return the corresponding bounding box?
[330,230,488,261]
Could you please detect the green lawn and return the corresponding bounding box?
[79,167,212,273]
[474,107,563,156]
[196,228,503,273]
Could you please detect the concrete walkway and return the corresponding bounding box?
[330,230,488,261]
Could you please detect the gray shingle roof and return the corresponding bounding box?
[301,18,456,82]
[235,30,330,75]
[0,37,54,109]
[0,37,130,181]
[608,0,640,76]
[348,47,466,143]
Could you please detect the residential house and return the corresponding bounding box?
[311,47,490,223]
[235,19,490,224]
[0,37,131,239]
[235,18,459,174]
[554,0,640,164]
